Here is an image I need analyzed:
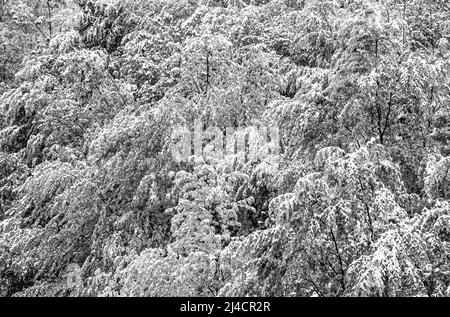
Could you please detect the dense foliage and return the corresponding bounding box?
[0,0,449,297]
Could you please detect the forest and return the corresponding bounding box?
[0,0,450,297]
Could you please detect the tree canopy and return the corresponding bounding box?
[0,0,449,297]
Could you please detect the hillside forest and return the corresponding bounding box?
[1,0,450,297]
